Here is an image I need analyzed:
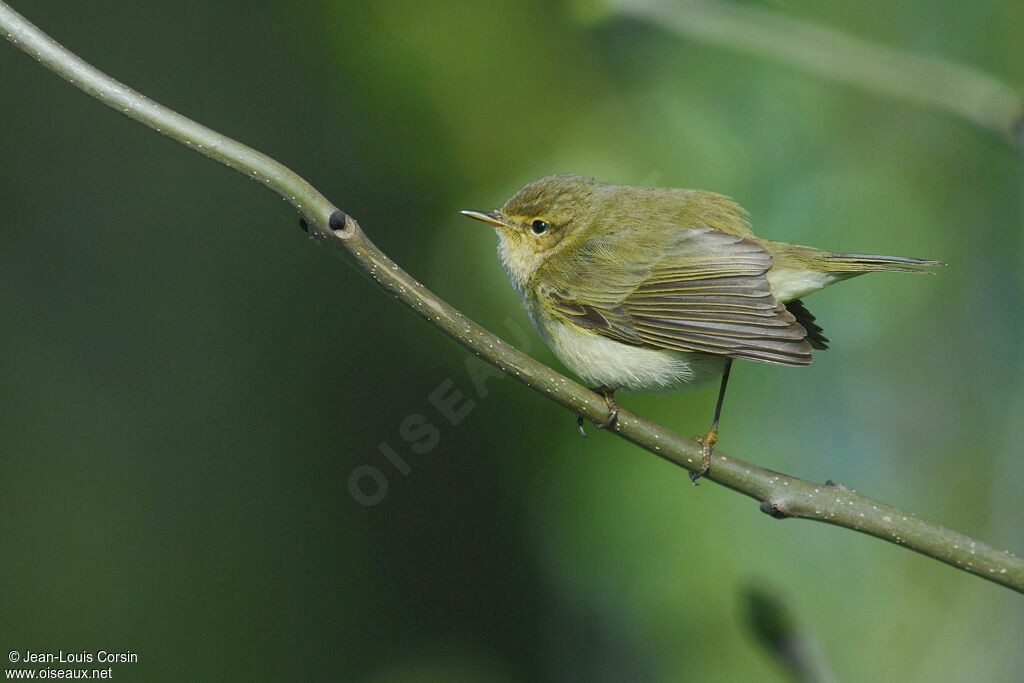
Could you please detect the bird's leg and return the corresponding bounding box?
[594,386,619,429]
[690,359,732,484]
[576,386,620,437]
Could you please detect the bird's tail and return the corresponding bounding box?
[821,252,945,274]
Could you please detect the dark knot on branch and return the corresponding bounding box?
[329,210,349,233]
[760,500,789,519]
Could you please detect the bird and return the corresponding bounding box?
[461,174,943,482]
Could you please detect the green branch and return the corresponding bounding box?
[604,0,1024,155]
[3,1,1023,592]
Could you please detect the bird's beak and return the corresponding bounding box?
[460,209,510,229]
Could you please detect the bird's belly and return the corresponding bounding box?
[542,320,726,392]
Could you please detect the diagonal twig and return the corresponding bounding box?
[2,1,1022,592]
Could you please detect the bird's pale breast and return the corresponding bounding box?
[540,316,727,392]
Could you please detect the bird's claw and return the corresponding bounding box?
[595,405,618,430]
[574,387,619,436]
[689,428,717,484]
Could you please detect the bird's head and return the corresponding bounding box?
[461,174,599,290]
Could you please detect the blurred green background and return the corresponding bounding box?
[2,0,1022,680]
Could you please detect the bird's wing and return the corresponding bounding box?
[541,226,813,366]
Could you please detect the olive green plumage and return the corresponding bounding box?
[462,174,942,393]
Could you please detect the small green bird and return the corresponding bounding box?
[462,175,942,481]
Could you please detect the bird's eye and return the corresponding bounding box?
[531,219,549,235]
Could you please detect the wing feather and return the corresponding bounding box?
[540,226,813,366]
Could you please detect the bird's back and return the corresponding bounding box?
[588,184,757,240]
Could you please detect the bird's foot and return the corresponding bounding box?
[594,389,618,430]
[575,387,619,437]
[689,426,718,484]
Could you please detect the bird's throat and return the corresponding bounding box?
[495,230,546,295]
